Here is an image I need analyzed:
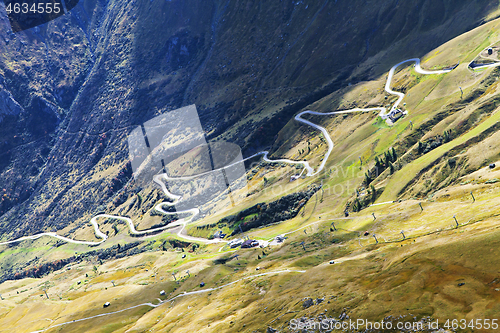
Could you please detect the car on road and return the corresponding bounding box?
[213,230,227,239]
[228,238,243,248]
[275,235,286,243]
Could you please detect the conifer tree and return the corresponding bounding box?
[365,172,371,185]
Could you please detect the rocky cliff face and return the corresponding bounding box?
[0,0,497,238]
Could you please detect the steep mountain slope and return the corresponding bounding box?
[0,0,498,241]
[2,2,500,332]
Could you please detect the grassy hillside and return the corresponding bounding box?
[2,166,500,332]
[1,0,499,242]
[4,1,500,332]
[0,7,500,332]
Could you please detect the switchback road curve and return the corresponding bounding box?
[0,58,453,247]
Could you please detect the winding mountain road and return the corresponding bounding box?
[0,58,453,248]
[5,57,465,333]
[467,44,500,69]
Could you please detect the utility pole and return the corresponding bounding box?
[372,212,376,220]
[320,180,324,202]
[470,191,475,203]
[400,230,406,240]
[300,241,306,251]
[373,234,378,244]
[459,86,463,99]
[409,120,413,130]
[303,229,307,235]
[111,280,115,287]
[359,156,363,165]
[419,202,423,212]
[186,270,190,278]
[221,168,235,207]
[453,215,459,228]
[172,272,176,281]
[331,222,336,231]
[43,288,48,299]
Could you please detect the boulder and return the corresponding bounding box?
[303,298,314,309]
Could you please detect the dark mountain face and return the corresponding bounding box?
[0,0,497,237]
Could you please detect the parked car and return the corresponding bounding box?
[229,238,243,248]
[275,235,286,243]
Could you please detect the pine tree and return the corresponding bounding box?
[365,172,371,185]
[355,198,362,212]
[443,130,451,143]
[389,162,395,174]
[391,147,397,161]
[418,141,423,153]
[370,185,376,202]
[384,151,390,166]
[352,200,358,212]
